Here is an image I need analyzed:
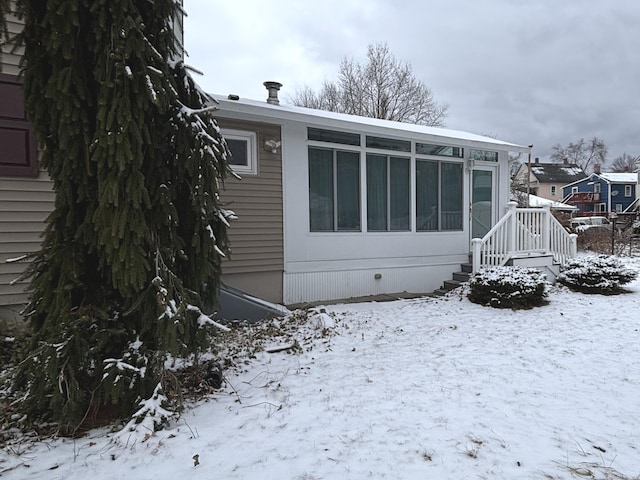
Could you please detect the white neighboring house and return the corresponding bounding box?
[213,84,533,305]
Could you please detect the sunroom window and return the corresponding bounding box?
[416,160,463,231]
[470,149,498,162]
[416,143,463,158]
[366,154,410,231]
[309,147,361,232]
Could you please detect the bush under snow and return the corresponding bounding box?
[467,265,549,309]
[557,255,638,294]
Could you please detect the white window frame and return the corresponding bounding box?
[222,129,257,175]
[550,185,557,196]
[571,186,578,194]
[596,203,606,212]
[625,185,632,197]
[594,183,601,193]
[616,203,623,213]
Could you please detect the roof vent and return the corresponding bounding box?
[263,81,282,105]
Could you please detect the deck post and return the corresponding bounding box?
[506,202,517,255]
[542,205,551,253]
[570,233,578,258]
[471,238,482,273]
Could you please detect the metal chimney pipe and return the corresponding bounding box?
[264,81,282,105]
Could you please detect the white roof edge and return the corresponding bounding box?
[599,172,639,182]
[209,94,532,153]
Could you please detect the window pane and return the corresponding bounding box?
[308,127,360,146]
[309,148,334,231]
[336,151,361,230]
[470,149,498,162]
[366,136,411,152]
[416,143,464,158]
[416,161,439,231]
[389,157,410,231]
[226,138,248,166]
[441,162,463,230]
[367,154,387,231]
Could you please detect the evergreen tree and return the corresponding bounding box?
[1,0,232,432]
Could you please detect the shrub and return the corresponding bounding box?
[467,266,549,309]
[557,255,638,294]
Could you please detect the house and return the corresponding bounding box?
[513,158,586,201]
[562,165,640,215]
[2,13,575,326]
[214,83,536,305]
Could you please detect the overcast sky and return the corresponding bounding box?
[183,0,639,164]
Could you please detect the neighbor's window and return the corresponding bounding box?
[309,147,361,231]
[571,186,578,194]
[625,185,632,197]
[366,154,410,231]
[594,183,601,193]
[616,203,623,213]
[222,129,257,175]
[550,185,557,196]
[416,160,463,231]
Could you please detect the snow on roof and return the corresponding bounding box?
[527,193,577,210]
[599,172,639,183]
[560,166,585,175]
[528,163,586,183]
[210,94,531,153]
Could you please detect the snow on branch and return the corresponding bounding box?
[186,305,230,332]
[112,383,176,445]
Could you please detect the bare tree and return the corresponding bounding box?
[610,153,640,172]
[549,137,608,172]
[291,43,448,127]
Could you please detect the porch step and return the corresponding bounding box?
[434,266,471,296]
[507,253,554,268]
[507,254,561,282]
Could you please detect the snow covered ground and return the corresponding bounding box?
[2,257,640,479]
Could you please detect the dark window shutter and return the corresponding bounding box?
[0,73,38,177]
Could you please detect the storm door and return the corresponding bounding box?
[471,167,496,240]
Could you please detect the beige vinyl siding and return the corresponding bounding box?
[1,9,23,75]
[217,118,284,302]
[0,175,54,314]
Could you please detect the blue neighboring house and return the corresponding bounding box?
[562,169,639,215]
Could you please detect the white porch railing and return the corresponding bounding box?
[471,202,578,272]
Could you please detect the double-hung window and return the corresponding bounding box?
[366,154,410,231]
[308,147,360,231]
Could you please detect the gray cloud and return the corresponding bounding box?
[184,0,640,163]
